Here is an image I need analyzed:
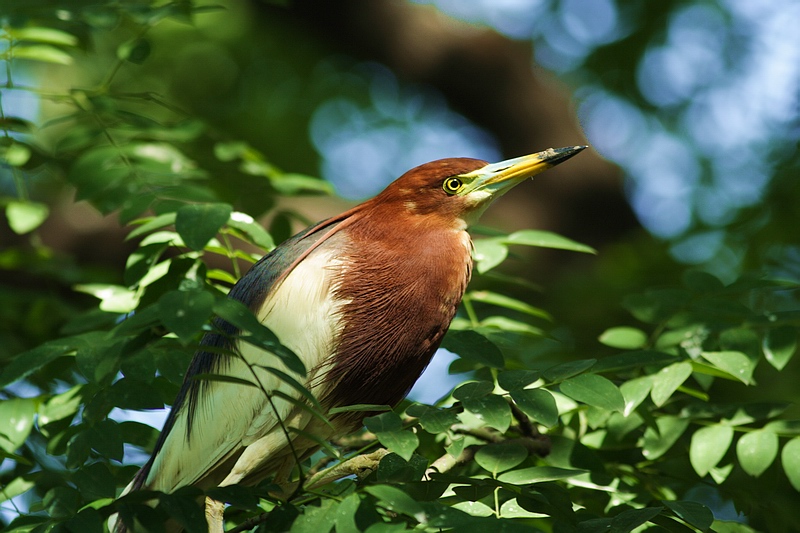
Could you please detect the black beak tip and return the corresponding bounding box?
[549,145,588,165]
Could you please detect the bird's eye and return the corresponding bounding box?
[443,177,463,195]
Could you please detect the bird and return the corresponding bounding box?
[110,145,586,532]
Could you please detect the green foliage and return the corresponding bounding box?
[1,1,799,533]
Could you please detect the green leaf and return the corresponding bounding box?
[75,283,139,313]
[12,27,78,46]
[0,342,72,388]
[417,407,460,434]
[452,501,494,517]
[650,361,693,407]
[364,485,425,521]
[598,327,648,349]
[763,326,796,371]
[498,466,588,484]
[0,476,36,503]
[158,290,214,342]
[510,388,558,427]
[175,203,233,251]
[5,201,49,234]
[158,488,207,533]
[498,369,541,391]
[44,486,80,518]
[543,359,596,381]
[504,229,596,254]
[463,394,512,432]
[467,290,552,320]
[662,500,714,531]
[109,378,164,410]
[442,330,505,368]
[364,411,403,433]
[12,44,73,64]
[117,38,151,63]
[2,140,32,164]
[782,437,800,491]
[610,506,664,533]
[72,462,116,500]
[333,493,360,533]
[374,431,419,461]
[474,442,528,475]
[271,173,333,195]
[593,351,676,375]
[0,398,38,453]
[453,381,493,401]
[127,212,178,240]
[700,351,755,384]
[690,424,734,477]
[619,376,652,416]
[227,212,274,250]
[472,238,508,273]
[736,429,778,477]
[559,374,624,412]
[682,270,724,293]
[642,415,690,460]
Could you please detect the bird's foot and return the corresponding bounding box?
[205,496,226,533]
[305,449,390,489]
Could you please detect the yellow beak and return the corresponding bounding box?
[462,145,587,195]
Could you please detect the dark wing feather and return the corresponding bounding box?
[130,213,349,491]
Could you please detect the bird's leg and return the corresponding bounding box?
[205,496,226,533]
[304,449,390,489]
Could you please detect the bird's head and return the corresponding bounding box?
[375,146,587,228]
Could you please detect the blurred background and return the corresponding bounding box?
[3,0,798,388]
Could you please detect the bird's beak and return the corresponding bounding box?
[461,145,587,196]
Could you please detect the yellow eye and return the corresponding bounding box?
[443,177,463,194]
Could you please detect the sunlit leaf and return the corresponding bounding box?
[504,229,596,254]
[74,283,139,313]
[467,290,552,320]
[598,326,648,349]
[690,425,734,477]
[782,437,800,492]
[0,398,38,453]
[642,415,690,460]
[700,351,755,384]
[472,238,507,273]
[736,429,778,477]
[227,211,274,250]
[12,44,73,64]
[619,376,652,416]
[650,361,692,407]
[5,200,49,234]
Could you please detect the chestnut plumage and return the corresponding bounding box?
[111,145,586,532]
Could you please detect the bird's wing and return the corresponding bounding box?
[138,214,356,493]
